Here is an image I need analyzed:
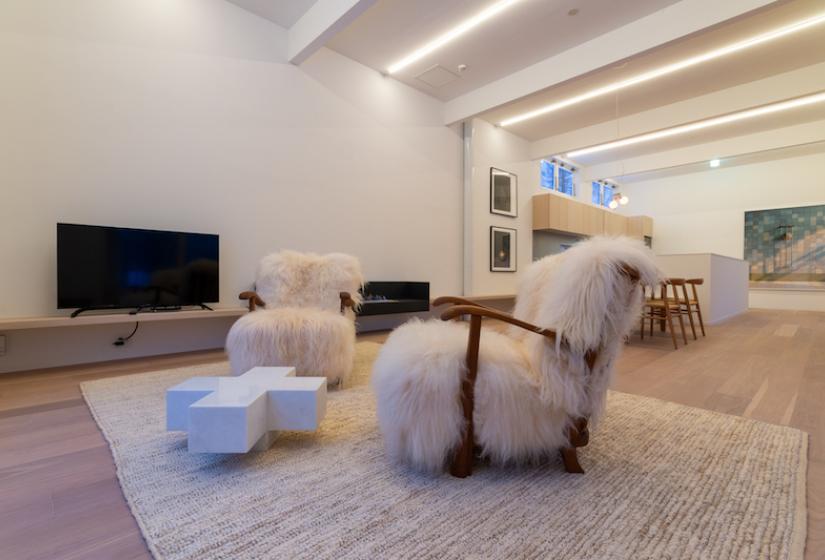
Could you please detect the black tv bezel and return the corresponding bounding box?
[56,222,220,311]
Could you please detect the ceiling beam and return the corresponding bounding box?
[581,118,825,182]
[442,0,778,125]
[288,0,377,65]
[529,61,825,161]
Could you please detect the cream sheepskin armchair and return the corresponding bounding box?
[371,237,661,477]
[226,251,364,385]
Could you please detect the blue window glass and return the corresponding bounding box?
[602,184,614,208]
[558,167,574,196]
[540,160,555,190]
[591,182,602,205]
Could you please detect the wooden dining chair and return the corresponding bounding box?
[684,278,706,337]
[640,280,687,349]
[669,278,697,341]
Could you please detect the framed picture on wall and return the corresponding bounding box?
[490,226,517,272]
[490,168,517,217]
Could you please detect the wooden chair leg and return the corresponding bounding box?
[450,315,482,478]
[640,314,645,340]
[685,305,697,340]
[560,448,584,474]
[560,418,589,474]
[665,308,678,350]
[676,308,688,345]
[695,304,706,336]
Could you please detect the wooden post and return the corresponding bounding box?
[450,314,482,478]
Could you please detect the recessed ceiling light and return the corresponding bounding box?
[709,159,721,168]
[499,11,825,127]
[386,0,522,75]
[566,91,825,158]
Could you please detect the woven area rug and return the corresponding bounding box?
[82,341,807,560]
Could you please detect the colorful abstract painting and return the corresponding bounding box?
[744,204,825,288]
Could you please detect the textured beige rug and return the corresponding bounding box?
[82,342,807,560]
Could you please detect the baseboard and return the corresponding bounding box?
[706,310,746,325]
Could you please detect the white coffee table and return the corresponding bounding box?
[166,366,327,453]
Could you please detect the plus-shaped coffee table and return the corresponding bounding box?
[166,366,327,453]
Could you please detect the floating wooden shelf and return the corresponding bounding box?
[0,308,247,331]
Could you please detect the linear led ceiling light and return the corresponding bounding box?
[499,11,825,127]
[566,91,825,158]
[386,0,522,75]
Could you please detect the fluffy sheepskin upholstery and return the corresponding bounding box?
[255,251,363,315]
[226,251,363,384]
[372,236,662,472]
[227,307,356,384]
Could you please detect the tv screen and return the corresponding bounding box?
[57,223,219,310]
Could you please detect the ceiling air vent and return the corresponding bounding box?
[414,65,460,88]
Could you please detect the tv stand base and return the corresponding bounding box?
[70,305,215,318]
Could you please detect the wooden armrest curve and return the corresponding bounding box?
[432,296,494,310]
[239,291,265,312]
[440,305,557,341]
[339,291,356,314]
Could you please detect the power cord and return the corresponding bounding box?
[113,322,140,346]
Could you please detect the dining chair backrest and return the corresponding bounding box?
[686,278,704,302]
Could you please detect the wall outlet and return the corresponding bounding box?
[0,334,5,356]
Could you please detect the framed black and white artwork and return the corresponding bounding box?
[490,226,517,272]
[490,168,517,217]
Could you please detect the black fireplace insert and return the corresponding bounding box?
[357,281,430,316]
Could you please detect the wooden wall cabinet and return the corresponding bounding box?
[532,193,652,240]
[627,216,653,239]
[583,205,604,236]
[603,212,628,236]
[533,193,603,236]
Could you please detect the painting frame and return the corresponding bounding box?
[744,203,825,290]
[490,167,518,217]
[490,226,517,272]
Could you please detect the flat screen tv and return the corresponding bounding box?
[57,223,219,314]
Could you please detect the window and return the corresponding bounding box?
[539,158,575,197]
[591,182,602,205]
[592,181,617,208]
[558,167,574,196]
[602,184,614,208]
[540,160,555,190]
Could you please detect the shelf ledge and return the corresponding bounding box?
[0,308,247,331]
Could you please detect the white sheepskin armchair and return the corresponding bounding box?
[226,251,364,385]
[371,236,661,474]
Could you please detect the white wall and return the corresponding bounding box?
[619,151,825,311]
[465,118,535,296]
[0,0,463,370]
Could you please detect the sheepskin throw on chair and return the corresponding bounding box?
[226,251,364,385]
[372,237,661,474]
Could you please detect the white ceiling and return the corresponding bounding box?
[482,0,825,143]
[326,0,679,101]
[222,0,825,172]
[225,0,317,29]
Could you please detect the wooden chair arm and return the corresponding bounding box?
[432,296,495,311]
[339,292,356,314]
[239,291,265,312]
[440,305,557,342]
